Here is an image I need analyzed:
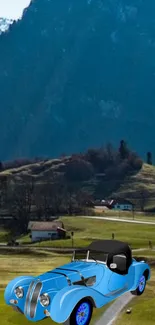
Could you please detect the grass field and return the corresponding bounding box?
[114,267,155,325]
[94,209,155,221]
[25,216,155,249]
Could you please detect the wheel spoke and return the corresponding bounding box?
[76,302,90,325]
[139,275,146,292]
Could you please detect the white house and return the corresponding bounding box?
[28,221,66,242]
[110,199,133,211]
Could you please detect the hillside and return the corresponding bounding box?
[1,0,155,159]
[1,151,154,206]
[111,163,155,208]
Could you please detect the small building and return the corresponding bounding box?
[28,221,66,242]
[101,199,133,211]
[110,199,133,211]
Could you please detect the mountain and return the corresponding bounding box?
[0,0,155,160]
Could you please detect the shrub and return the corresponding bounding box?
[65,159,94,181]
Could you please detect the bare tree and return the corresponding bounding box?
[34,174,66,218]
[7,177,34,234]
[147,152,152,165]
[0,175,8,210]
[138,188,149,212]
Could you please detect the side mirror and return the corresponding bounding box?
[110,263,117,269]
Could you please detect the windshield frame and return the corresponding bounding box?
[71,249,108,265]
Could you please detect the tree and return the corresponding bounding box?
[0,175,8,208]
[0,161,3,171]
[76,190,94,208]
[65,159,94,181]
[138,188,149,212]
[147,152,152,165]
[7,177,34,234]
[85,147,115,172]
[119,140,129,159]
[34,176,67,217]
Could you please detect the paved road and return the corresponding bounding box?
[0,244,148,252]
[0,244,75,251]
[79,215,155,225]
[95,292,133,325]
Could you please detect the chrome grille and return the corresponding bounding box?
[30,282,42,318]
[24,280,42,318]
[24,281,35,315]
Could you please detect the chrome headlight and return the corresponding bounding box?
[40,293,50,307]
[14,286,24,298]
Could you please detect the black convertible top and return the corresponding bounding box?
[88,239,131,257]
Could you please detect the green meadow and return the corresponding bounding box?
[26,216,155,249]
[114,267,155,325]
[0,217,155,325]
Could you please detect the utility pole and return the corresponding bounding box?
[132,205,135,220]
[71,231,74,248]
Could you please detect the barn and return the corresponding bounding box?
[28,220,66,242]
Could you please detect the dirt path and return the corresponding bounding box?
[80,215,155,225]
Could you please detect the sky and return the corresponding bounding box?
[0,0,32,20]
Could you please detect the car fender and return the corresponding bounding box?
[50,285,109,323]
[130,262,151,291]
[4,275,35,305]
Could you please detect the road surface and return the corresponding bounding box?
[79,215,155,225]
[95,292,133,325]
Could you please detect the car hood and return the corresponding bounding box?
[38,261,104,294]
[18,261,105,322]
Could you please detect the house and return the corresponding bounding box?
[101,199,133,211]
[28,220,66,242]
[110,199,133,211]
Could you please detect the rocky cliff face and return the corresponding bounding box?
[0,0,155,160]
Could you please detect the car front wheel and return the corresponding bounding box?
[63,298,93,325]
[131,274,146,296]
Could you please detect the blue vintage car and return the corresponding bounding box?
[4,239,150,325]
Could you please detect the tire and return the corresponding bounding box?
[12,306,23,314]
[63,298,93,325]
[131,274,146,296]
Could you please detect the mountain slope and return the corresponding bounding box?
[114,163,155,197]
[1,153,154,203]
[0,0,155,159]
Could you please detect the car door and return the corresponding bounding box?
[108,254,128,293]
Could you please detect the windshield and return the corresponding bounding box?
[72,250,108,264]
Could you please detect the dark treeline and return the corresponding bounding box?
[0,140,143,235]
